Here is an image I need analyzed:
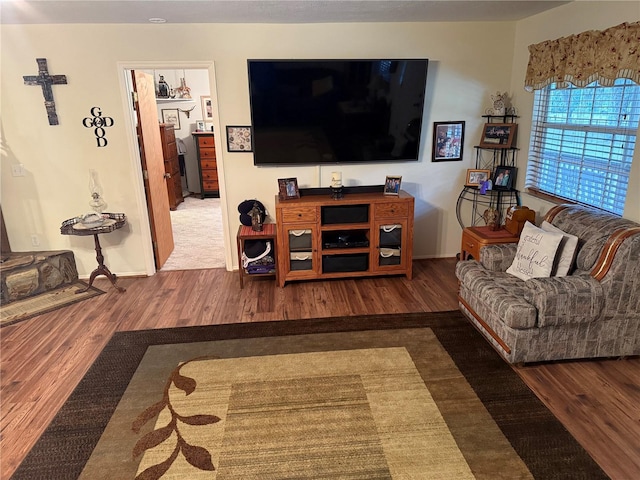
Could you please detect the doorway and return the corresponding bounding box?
[121,62,229,275]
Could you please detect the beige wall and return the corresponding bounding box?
[1,7,638,278]
[510,1,640,222]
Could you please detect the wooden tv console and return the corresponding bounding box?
[275,189,414,287]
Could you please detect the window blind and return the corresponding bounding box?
[526,79,640,215]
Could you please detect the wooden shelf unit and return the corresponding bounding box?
[192,132,219,198]
[275,190,414,287]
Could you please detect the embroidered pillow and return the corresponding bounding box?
[506,221,563,281]
[540,220,579,276]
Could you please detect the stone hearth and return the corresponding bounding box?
[0,251,78,304]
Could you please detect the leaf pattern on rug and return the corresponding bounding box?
[131,356,221,479]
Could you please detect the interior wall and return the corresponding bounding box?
[3,20,526,277]
[510,1,640,223]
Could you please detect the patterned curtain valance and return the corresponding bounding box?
[524,21,640,91]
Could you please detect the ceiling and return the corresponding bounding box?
[1,0,572,25]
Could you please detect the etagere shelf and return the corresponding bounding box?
[456,114,521,229]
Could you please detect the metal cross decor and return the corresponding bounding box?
[23,58,67,125]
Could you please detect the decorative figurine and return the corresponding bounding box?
[250,201,264,231]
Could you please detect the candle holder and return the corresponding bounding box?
[330,185,344,200]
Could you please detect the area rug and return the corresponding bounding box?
[11,312,607,479]
[0,281,104,328]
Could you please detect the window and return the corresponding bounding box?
[526,79,640,215]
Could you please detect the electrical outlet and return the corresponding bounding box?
[11,164,26,177]
[31,235,40,247]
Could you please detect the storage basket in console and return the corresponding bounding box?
[379,224,402,247]
[290,251,313,271]
[321,204,369,224]
[322,253,369,273]
[379,247,401,266]
[288,229,312,250]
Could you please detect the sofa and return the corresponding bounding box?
[456,204,640,364]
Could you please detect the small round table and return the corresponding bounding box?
[61,213,127,293]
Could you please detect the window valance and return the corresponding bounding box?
[524,21,640,91]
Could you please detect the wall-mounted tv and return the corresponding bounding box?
[248,59,429,166]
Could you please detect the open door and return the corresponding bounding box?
[132,70,174,269]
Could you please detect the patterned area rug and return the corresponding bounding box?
[11,312,607,479]
[0,281,104,328]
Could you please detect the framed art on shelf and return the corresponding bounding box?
[432,121,465,162]
[226,126,253,152]
[492,166,517,189]
[278,178,300,200]
[465,169,491,187]
[201,96,214,121]
[479,123,517,148]
[161,109,180,129]
[195,120,205,132]
[384,176,402,195]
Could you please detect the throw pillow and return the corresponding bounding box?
[506,221,564,281]
[540,220,579,276]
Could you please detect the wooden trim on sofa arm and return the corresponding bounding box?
[544,204,570,223]
[458,295,512,354]
[591,227,640,281]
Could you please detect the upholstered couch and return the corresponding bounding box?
[456,204,640,364]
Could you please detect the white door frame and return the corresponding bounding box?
[116,60,232,275]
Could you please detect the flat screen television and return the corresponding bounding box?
[248,59,429,166]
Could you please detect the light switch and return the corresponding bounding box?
[11,164,26,177]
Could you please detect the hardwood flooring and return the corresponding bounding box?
[1,258,638,479]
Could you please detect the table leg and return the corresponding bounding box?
[76,234,126,293]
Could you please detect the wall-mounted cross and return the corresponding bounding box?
[23,58,67,125]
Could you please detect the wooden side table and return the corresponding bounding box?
[237,224,277,288]
[460,226,520,261]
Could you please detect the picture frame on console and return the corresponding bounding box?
[465,169,491,187]
[432,121,465,162]
[195,120,205,132]
[278,177,300,200]
[384,176,402,195]
[479,123,517,148]
[492,166,517,190]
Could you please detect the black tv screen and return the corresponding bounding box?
[248,59,429,166]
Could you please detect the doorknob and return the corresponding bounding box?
[164,172,171,179]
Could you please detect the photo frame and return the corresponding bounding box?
[432,121,465,162]
[492,166,517,190]
[226,126,253,152]
[465,169,491,187]
[205,122,214,132]
[161,109,180,129]
[384,176,402,195]
[201,96,214,121]
[479,123,517,148]
[195,120,205,132]
[278,177,300,200]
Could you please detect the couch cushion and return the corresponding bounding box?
[456,261,537,329]
[506,222,564,281]
[541,221,579,276]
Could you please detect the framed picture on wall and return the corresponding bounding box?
[226,126,253,152]
[161,109,180,129]
[201,96,214,121]
[432,121,465,162]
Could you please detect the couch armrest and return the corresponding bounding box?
[479,243,518,272]
[524,275,604,327]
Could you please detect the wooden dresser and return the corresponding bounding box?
[159,123,183,210]
[192,132,219,198]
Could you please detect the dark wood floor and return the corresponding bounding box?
[1,258,638,479]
